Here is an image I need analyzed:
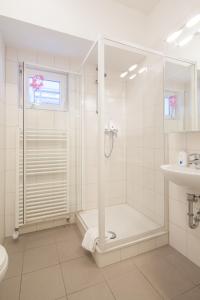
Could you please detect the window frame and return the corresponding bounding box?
[24,65,68,111]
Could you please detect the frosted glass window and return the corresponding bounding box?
[24,65,68,111]
[29,78,61,106]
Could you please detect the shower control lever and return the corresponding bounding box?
[104,127,118,135]
[104,121,118,158]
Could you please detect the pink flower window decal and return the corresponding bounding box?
[169,95,177,108]
[30,74,44,90]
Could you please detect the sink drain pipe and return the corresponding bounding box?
[187,193,200,229]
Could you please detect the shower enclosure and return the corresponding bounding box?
[78,37,167,260]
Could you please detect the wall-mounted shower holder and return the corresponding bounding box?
[187,193,200,229]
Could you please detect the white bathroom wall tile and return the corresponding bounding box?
[169,149,180,164]
[169,183,187,203]
[37,52,54,66]
[54,111,67,130]
[187,234,200,267]
[69,59,81,73]
[186,132,200,151]
[18,48,37,63]
[169,223,187,256]
[155,171,164,195]
[168,133,186,150]
[6,149,16,171]
[169,198,187,230]
[37,110,54,129]
[84,183,98,210]
[121,244,139,260]
[54,55,70,70]
[5,192,15,216]
[156,233,169,247]
[84,94,96,112]
[5,215,15,237]
[6,61,18,84]
[5,170,16,194]
[6,83,18,106]
[6,106,18,126]
[85,164,98,184]
[24,109,38,129]
[138,238,156,254]
[143,168,155,190]
[6,47,18,62]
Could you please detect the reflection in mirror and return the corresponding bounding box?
[164,58,196,132]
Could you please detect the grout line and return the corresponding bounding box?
[133,260,165,300]
[19,248,25,300]
[58,260,68,299]
[103,274,118,300]
[21,262,60,276]
[170,285,200,300]
[65,280,106,296]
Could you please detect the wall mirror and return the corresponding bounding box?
[164,58,197,133]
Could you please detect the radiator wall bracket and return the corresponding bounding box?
[187,193,200,229]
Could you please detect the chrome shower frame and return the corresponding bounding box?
[80,36,169,253]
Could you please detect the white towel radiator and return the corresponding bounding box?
[16,129,70,228]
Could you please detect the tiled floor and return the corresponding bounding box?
[1,224,200,300]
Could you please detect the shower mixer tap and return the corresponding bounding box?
[104,121,118,158]
[104,121,118,135]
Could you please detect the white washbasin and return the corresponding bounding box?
[160,164,200,192]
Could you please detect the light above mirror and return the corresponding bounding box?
[138,67,147,74]
[166,13,200,47]
[128,64,138,72]
[186,14,200,28]
[166,29,183,43]
[129,74,137,80]
[178,35,193,47]
[120,71,128,78]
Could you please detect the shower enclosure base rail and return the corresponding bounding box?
[76,211,168,268]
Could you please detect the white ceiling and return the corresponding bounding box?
[0,16,92,60]
[115,0,160,14]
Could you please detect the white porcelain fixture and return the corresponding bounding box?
[161,164,200,192]
[0,245,8,282]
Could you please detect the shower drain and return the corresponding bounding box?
[107,231,117,239]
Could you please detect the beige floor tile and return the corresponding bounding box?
[68,282,115,300]
[172,286,200,300]
[57,239,87,263]
[20,265,66,300]
[137,256,195,298]
[102,258,135,280]
[4,252,23,279]
[165,251,200,285]
[134,245,176,268]
[107,267,162,300]
[153,245,177,257]
[0,276,21,300]
[54,225,81,243]
[4,236,26,254]
[24,228,56,249]
[23,244,59,273]
[61,255,104,294]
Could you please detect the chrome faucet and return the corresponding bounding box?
[188,153,200,169]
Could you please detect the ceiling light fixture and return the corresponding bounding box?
[186,14,200,28]
[166,29,183,43]
[129,74,137,80]
[129,64,138,72]
[138,67,147,74]
[120,71,128,78]
[178,35,193,46]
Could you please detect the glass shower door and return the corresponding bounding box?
[100,38,166,250]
